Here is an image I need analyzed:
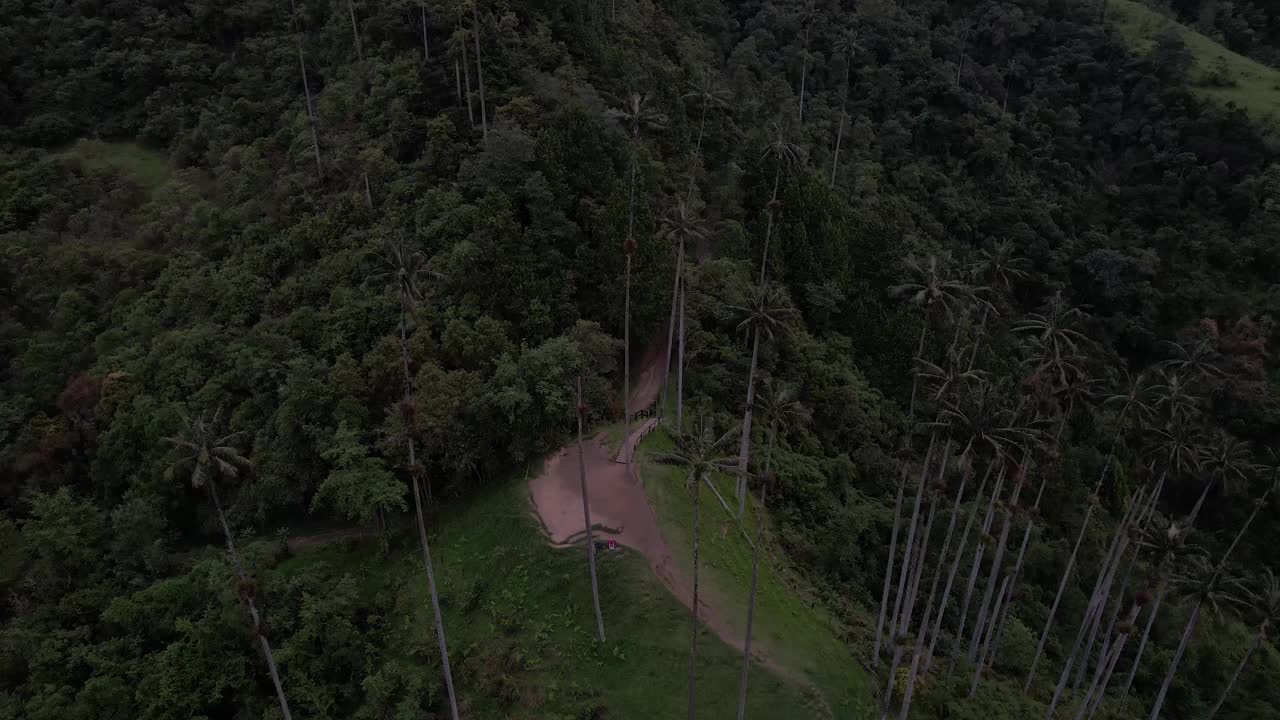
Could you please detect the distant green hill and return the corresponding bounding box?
[1109,0,1280,122]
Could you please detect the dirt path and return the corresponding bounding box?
[528,352,822,706]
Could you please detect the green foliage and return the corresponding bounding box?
[312,423,407,530]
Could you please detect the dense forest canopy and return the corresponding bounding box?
[3,0,1280,717]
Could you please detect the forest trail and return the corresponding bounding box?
[528,351,828,713]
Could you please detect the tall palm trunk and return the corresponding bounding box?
[622,153,637,467]
[421,4,430,60]
[294,37,323,176]
[1207,629,1263,719]
[874,464,909,665]
[735,328,761,514]
[1120,587,1164,698]
[946,461,1009,677]
[688,472,702,720]
[925,463,998,676]
[399,305,461,720]
[797,27,810,122]
[889,436,940,641]
[209,481,293,720]
[453,60,462,103]
[577,377,606,642]
[1148,603,1202,720]
[880,501,937,720]
[348,0,362,60]
[830,61,850,185]
[969,575,1010,696]
[460,29,474,126]
[967,472,1025,663]
[899,462,977,718]
[1086,544,1140,692]
[988,480,1046,669]
[677,279,685,428]
[1044,483,1149,719]
[758,165,781,286]
[1026,433,1124,689]
[662,239,685,418]
[1078,602,1142,719]
[1186,477,1216,526]
[907,322,928,422]
[737,425,776,720]
[471,0,487,140]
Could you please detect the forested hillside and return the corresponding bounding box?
[3,0,1280,718]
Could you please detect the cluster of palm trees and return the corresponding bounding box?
[865,249,1278,719]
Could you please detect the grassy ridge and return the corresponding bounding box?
[637,427,875,719]
[61,139,170,191]
[1109,0,1280,122]
[279,475,820,718]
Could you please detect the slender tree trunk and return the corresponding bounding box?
[1027,438,1123,690]
[454,60,462,103]
[624,251,632,466]
[1077,603,1142,719]
[969,575,1010,696]
[925,463,997,676]
[209,482,294,720]
[1207,628,1263,719]
[889,435,939,642]
[688,473,702,720]
[735,328,761,514]
[363,172,373,208]
[348,0,362,60]
[968,466,1025,662]
[1186,477,1216,527]
[1087,545,1139,692]
[677,279,685,428]
[471,0,488,141]
[737,426,776,720]
[421,5,430,60]
[907,322,928,423]
[295,38,323,176]
[577,377,606,643]
[899,463,976,718]
[880,508,932,720]
[758,165,781,286]
[399,306,461,720]
[1120,587,1163,698]
[830,61,850,185]
[946,462,1007,678]
[460,32,474,126]
[874,464,909,665]
[798,27,810,123]
[662,239,685,416]
[1044,484,1147,720]
[1148,603,1202,720]
[989,480,1046,668]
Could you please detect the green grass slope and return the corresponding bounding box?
[60,139,170,192]
[1108,0,1280,121]
[279,473,838,718]
[636,428,875,719]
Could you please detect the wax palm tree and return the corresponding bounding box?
[659,199,708,425]
[1078,516,1196,717]
[1208,568,1280,718]
[606,92,667,468]
[1160,336,1223,382]
[656,416,738,720]
[1148,555,1249,720]
[1189,429,1252,524]
[287,0,323,176]
[1026,368,1153,688]
[470,0,488,140]
[681,70,731,169]
[365,240,460,720]
[1014,292,1091,382]
[575,377,605,643]
[446,25,474,126]
[737,381,807,720]
[968,239,1029,347]
[1147,369,1202,423]
[889,253,981,421]
[757,123,805,286]
[163,409,293,720]
[830,29,863,184]
[731,284,796,516]
[794,0,819,123]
